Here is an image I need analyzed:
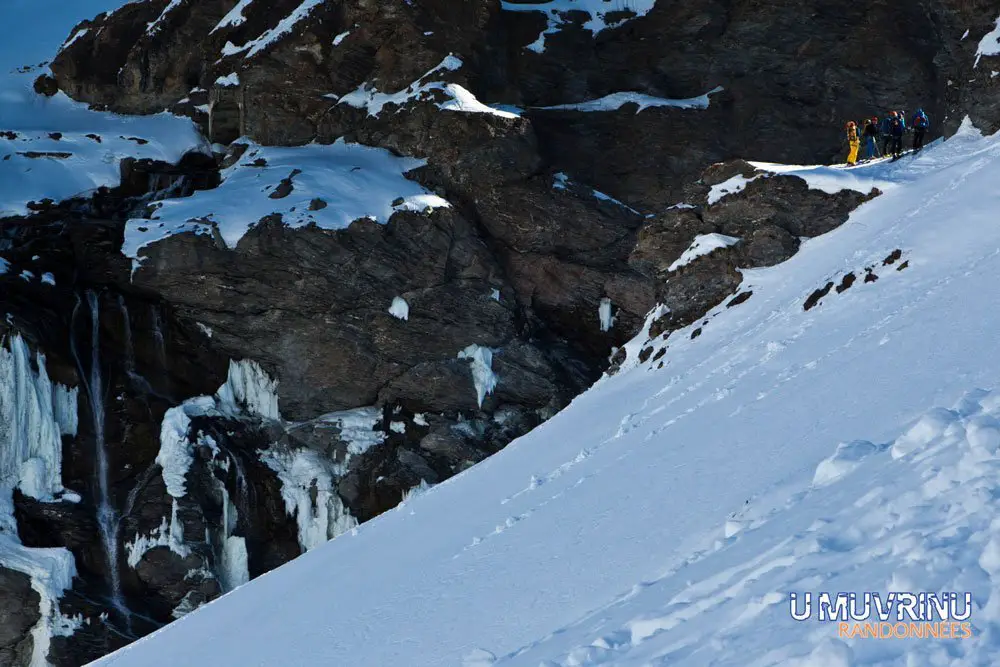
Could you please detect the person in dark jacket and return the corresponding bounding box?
[888,111,905,159]
[878,114,893,157]
[911,108,930,151]
[862,118,879,160]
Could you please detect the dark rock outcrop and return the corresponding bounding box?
[0,568,38,667]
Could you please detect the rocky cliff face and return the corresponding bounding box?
[4,0,1000,664]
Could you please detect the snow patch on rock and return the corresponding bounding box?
[668,234,741,272]
[212,0,254,32]
[314,407,386,456]
[707,174,761,205]
[123,139,450,269]
[502,0,658,52]
[222,0,325,59]
[215,72,240,87]
[976,16,1000,67]
[539,87,723,113]
[388,297,410,321]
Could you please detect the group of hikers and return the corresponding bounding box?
[844,109,930,165]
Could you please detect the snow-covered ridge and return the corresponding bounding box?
[707,154,918,207]
[122,139,451,270]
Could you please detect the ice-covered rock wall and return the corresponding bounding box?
[0,334,80,667]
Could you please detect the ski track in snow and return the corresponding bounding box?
[95,125,1000,667]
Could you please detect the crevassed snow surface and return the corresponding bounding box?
[122,139,450,268]
[502,0,658,52]
[93,128,1000,666]
[540,86,724,113]
[668,233,741,272]
[0,1,206,219]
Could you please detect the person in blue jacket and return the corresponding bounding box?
[888,111,905,159]
[911,108,930,151]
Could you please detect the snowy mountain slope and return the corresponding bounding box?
[93,125,1000,666]
[0,0,204,217]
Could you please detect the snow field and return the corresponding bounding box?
[94,124,1000,667]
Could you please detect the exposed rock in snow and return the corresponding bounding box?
[388,297,409,321]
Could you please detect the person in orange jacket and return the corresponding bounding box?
[845,121,860,165]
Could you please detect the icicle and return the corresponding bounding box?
[457,345,497,408]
